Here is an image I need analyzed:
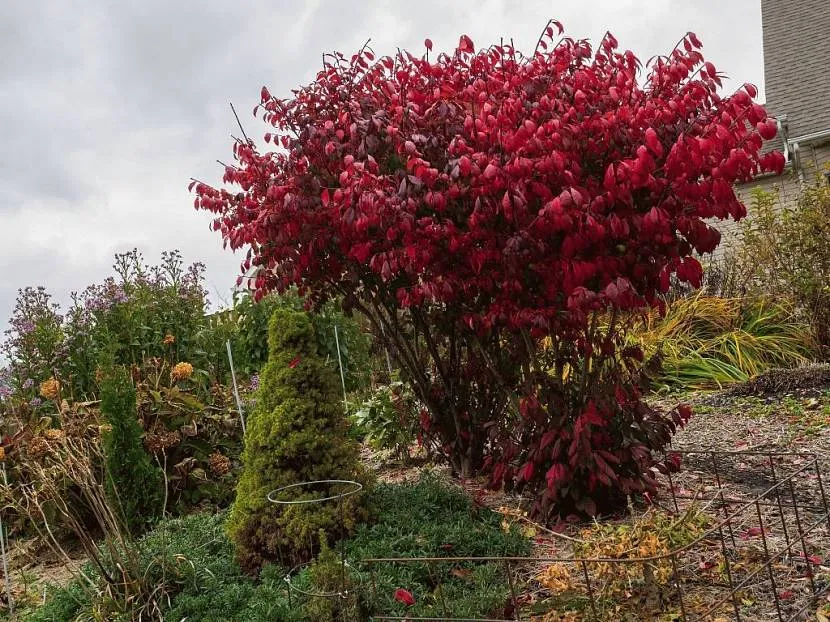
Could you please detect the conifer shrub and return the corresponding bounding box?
[100,366,163,534]
[227,307,370,573]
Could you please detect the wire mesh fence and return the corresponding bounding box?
[358,450,830,621]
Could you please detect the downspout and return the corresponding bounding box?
[785,127,830,186]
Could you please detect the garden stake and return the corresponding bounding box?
[0,515,11,615]
[502,559,520,621]
[716,522,743,621]
[0,464,11,615]
[787,477,816,595]
[712,454,737,548]
[768,458,792,554]
[813,457,830,534]
[669,553,686,620]
[754,499,783,621]
[333,325,348,405]
[226,339,246,435]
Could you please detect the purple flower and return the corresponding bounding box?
[20,320,35,334]
[22,378,34,390]
[249,374,260,392]
[29,397,42,408]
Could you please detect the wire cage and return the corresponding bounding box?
[266,479,364,606]
[361,450,830,621]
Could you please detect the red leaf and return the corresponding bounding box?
[519,461,534,482]
[320,188,330,206]
[424,38,433,51]
[288,355,302,369]
[644,127,663,157]
[744,83,758,98]
[689,32,703,49]
[757,119,777,140]
[458,35,474,53]
[394,588,416,606]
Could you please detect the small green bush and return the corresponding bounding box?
[100,367,163,534]
[227,307,371,573]
[351,381,418,460]
[726,179,830,355]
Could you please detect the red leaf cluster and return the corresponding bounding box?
[193,23,782,519]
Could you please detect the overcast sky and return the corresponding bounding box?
[0,0,764,335]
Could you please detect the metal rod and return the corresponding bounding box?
[669,553,687,621]
[226,339,246,435]
[334,325,348,405]
[712,453,737,548]
[787,477,816,595]
[716,523,742,621]
[579,560,599,620]
[755,499,783,621]
[666,469,680,513]
[813,457,830,534]
[502,559,520,621]
[0,464,12,615]
[768,458,792,554]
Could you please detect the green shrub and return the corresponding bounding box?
[726,179,830,355]
[351,381,417,460]
[100,367,163,534]
[24,582,89,622]
[227,307,371,572]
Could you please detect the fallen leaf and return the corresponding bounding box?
[394,588,415,606]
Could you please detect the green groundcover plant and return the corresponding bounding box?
[28,476,529,622]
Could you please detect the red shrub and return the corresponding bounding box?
[193,22,782,518]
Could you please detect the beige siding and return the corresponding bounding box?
[708,142,830,261]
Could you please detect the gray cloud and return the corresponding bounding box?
[0,0,764,339]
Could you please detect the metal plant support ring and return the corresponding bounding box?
[266,479,364,601]
[266,479,363,505]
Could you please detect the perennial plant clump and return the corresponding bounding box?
[194,23,784,517]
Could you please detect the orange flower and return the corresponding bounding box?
[171,362,194,382]
[43,429,66,442]
[40,378,61,401]
[163,334,176,345]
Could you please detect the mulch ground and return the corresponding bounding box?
[368,368,830,620]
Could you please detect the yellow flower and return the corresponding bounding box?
[171,362,194,382]
[0,446,5,462]
[43,429,66,442]
[40,378,61,401]
[163,334,176,345]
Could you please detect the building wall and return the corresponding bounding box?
[762,0,830,139]
[711,142,830,261]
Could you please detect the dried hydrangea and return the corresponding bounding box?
[208,452,232,476]
[40,377,61,401]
